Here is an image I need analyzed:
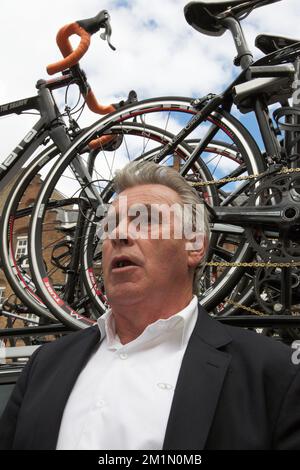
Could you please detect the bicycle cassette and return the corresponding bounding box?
[245,172,300,263]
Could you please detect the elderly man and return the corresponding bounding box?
[0,161,300,450]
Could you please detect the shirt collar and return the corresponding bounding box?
[97,295,198,351]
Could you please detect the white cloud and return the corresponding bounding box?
[0,0,299,162]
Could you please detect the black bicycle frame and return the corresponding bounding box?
[153,14,295,203]
[0,76,105,311]
[0,97,54,192]
[0,77,102,208]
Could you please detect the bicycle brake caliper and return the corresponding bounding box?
[192,94,217,110]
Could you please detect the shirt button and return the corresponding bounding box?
[157,383,173,390]
[119,353,128,360]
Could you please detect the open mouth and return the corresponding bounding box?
[111,257,139,270]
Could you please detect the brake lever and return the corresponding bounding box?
[100,22,116,51]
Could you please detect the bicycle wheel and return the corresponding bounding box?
[0,144,98,323]
[0,145,60,322]
[29,121,219,327]
[80,137,253,317]
[29,96,265,328]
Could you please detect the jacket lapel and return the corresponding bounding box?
[163,304,232,450]
[33,326,101,450]
[34,305,231,450]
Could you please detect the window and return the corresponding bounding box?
[15,236,29,268]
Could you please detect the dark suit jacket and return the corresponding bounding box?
[1,304,300,450]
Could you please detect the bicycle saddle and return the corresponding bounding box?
[256,34,300,55]
[184,0,282,37]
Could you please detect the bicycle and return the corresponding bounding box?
[1,9,240,328]
[20,0,298,328]
[0,10,139,324]
[24,0,300,331]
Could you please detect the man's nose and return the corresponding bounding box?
[111,221,134,246]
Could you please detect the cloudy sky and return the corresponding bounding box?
[0,0,299,161]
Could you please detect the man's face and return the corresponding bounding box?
[102,184,205,308]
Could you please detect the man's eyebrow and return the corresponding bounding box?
[107,202,172,217]
[129,203,170,211]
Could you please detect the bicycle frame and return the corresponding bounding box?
[154,16,294,175]
[0,76,103,209]
[0,75,106,316]
[0,90,58,193]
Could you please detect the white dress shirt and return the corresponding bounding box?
[56,296,198,450]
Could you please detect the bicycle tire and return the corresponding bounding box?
[29,120,216,327]
[0,144,98,322]
[0,145,60,322]
[29,96,265,328]
[80,137,252,317]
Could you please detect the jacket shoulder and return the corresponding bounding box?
[220,321,298,376]
[33,325,100,361]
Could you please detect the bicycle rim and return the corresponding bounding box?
[29,97,265,328]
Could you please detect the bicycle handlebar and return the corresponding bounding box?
[47,22,91,75]
[46,10,116,115]
[44,10,138,149]
[47,10,114,75]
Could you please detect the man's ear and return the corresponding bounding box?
[186,234,207,269]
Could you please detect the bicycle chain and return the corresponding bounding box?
[223,299,266,317]
[205,260,300,268]
[195,166,300,315]
[191,166,300,187]
[224,298,300,317]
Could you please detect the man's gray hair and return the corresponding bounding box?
[113,161,210,295]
